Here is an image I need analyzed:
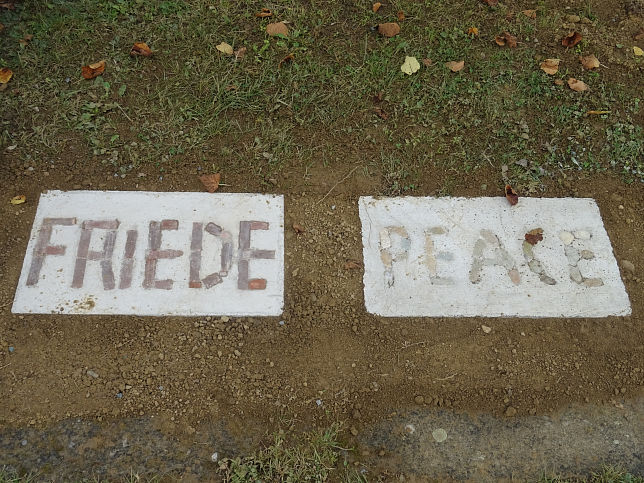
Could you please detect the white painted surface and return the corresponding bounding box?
[359,196,631,317]
[13,191,284,316]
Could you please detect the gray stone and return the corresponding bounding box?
[559,231,574,245]
[580,250,595,260]
[528,259,544,274]
[621,260,635,273]
[569,266,583,284]
[565,245,580,266]
[574,230,591,240]
[584,278,604,288]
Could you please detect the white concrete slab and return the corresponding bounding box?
[359,196,631,318]
[13,191,284,316]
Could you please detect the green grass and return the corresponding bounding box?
[1,0,642,192]
[540,465,644,483]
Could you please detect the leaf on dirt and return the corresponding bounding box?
[467,27,479,37]
[0,2,15,9]
[540,58,560,75]
[130,42,152,57]
[587,110,610,115]
[554,78,564,85]
[634,46,644,56]
[374,107,388,120]
[343,260,362,270]
[562,31,582,48]
[199,173,221,193]
[401,56,420,75]
[81,60,106,80]
[18,34,33,46]
[481,0,498,6]
[397,10,405,21]
[524,228,543,245]
[377,22,400,37]
[634,28,644,41]
[505,184,519,206]
[372,2,382,12]
[0,67,13,84]
[216,42,234,55]
[255,8,272,18]
[495,31,517,48]
[292,223,305,234]
[278,53,294,68]
[579,54,599,69]
[422,58,432,67]
[567,77,589,92]
[266,22,289,37]
[234,46,247,60]
[10,195,26,205]
[522,9,536,18]
[445,60,465,72]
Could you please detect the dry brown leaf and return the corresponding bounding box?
[0,23,4,33]
[372,2,382,12]
[482,0,498,5]
[0,67,13,84]
[397,10,405,21]
[266,22,289,37]
[343,260,362,270]
[10,195,26,205]
[81,60,106,80]
[377,22,400,37]
[522,9,536,18]
[130,42,152,57]
[199,173,221,193]
[505,185,519,206]
[0,2,15,9]
[373,91,384,102]
[554,78,564,86]
[255,8,272,18]
[540,58,560,75]
[525,228,543,245]
[495,31,517,48]
[292,223,305,234]
[635,28,644,41]
[422,58,432,67]
[18,34,33,46]
[445,60,465,72]
[562,31,582,48]
[278,53,294,68]
[587,110,610,115]
[467,26,479,37]
[567,77,589,92]
[579,54,599,69]
[234,46,247,60]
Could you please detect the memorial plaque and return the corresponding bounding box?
[13,191,284,316]
[359,196,631,317]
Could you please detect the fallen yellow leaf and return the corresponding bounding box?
[400,56,420,75]
[372,2,382,12]
[467,27,479,37]
[587,110,610,115]
[216,42,234,55]
[634,46,643,56]
[0,66,13,84]
[10,195,26,205]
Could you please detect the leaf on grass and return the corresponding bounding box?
[81,60,106,80]
[567,77,589,92]
[0,23,4,32]
[422,58,432,67]
[401,56,420,75]
[374,107,388,120]
[579,54,599,69]
[0,67,13,84]
[130,42,152,57]
[255,8,272,18]
[445,60,465,72]
[634,46,644,56]
[216,42,234,55]
[540,58,560,75]
[467,27,479,37]
[525,228,543,245]
[10,195,26,205]
[505,184,518,206]
[266,22,289,37]
[634,28,644,41]
[482,0,498,6]
[292,223,305,234]
[278,53,294,68]
[18,34,33,46]
[344,260,362,270]
[554,78,564,85]
[372,2,382,12]
[234,46,247,60]
[0,2,15,9]
[562,31,582,48]
[377,22,400,37]
[199,173,221,193]
[397,10,405,21]
[373,91,384,102]
[587,110,610,115]
[522,9,536,18]
[495,31,517,47]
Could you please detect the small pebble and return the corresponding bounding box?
[21,439,27,446]
[8,346,14,353]
[481,325,492,334]
[559,231,574,245]
[621,260,635,273]
[505,406,517,417]
[574,230,590,240]
[432,428,448,443]
[414,395,424,404]
[404,424,416,435]
[86,370,99,379]
[211,452,219,462]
